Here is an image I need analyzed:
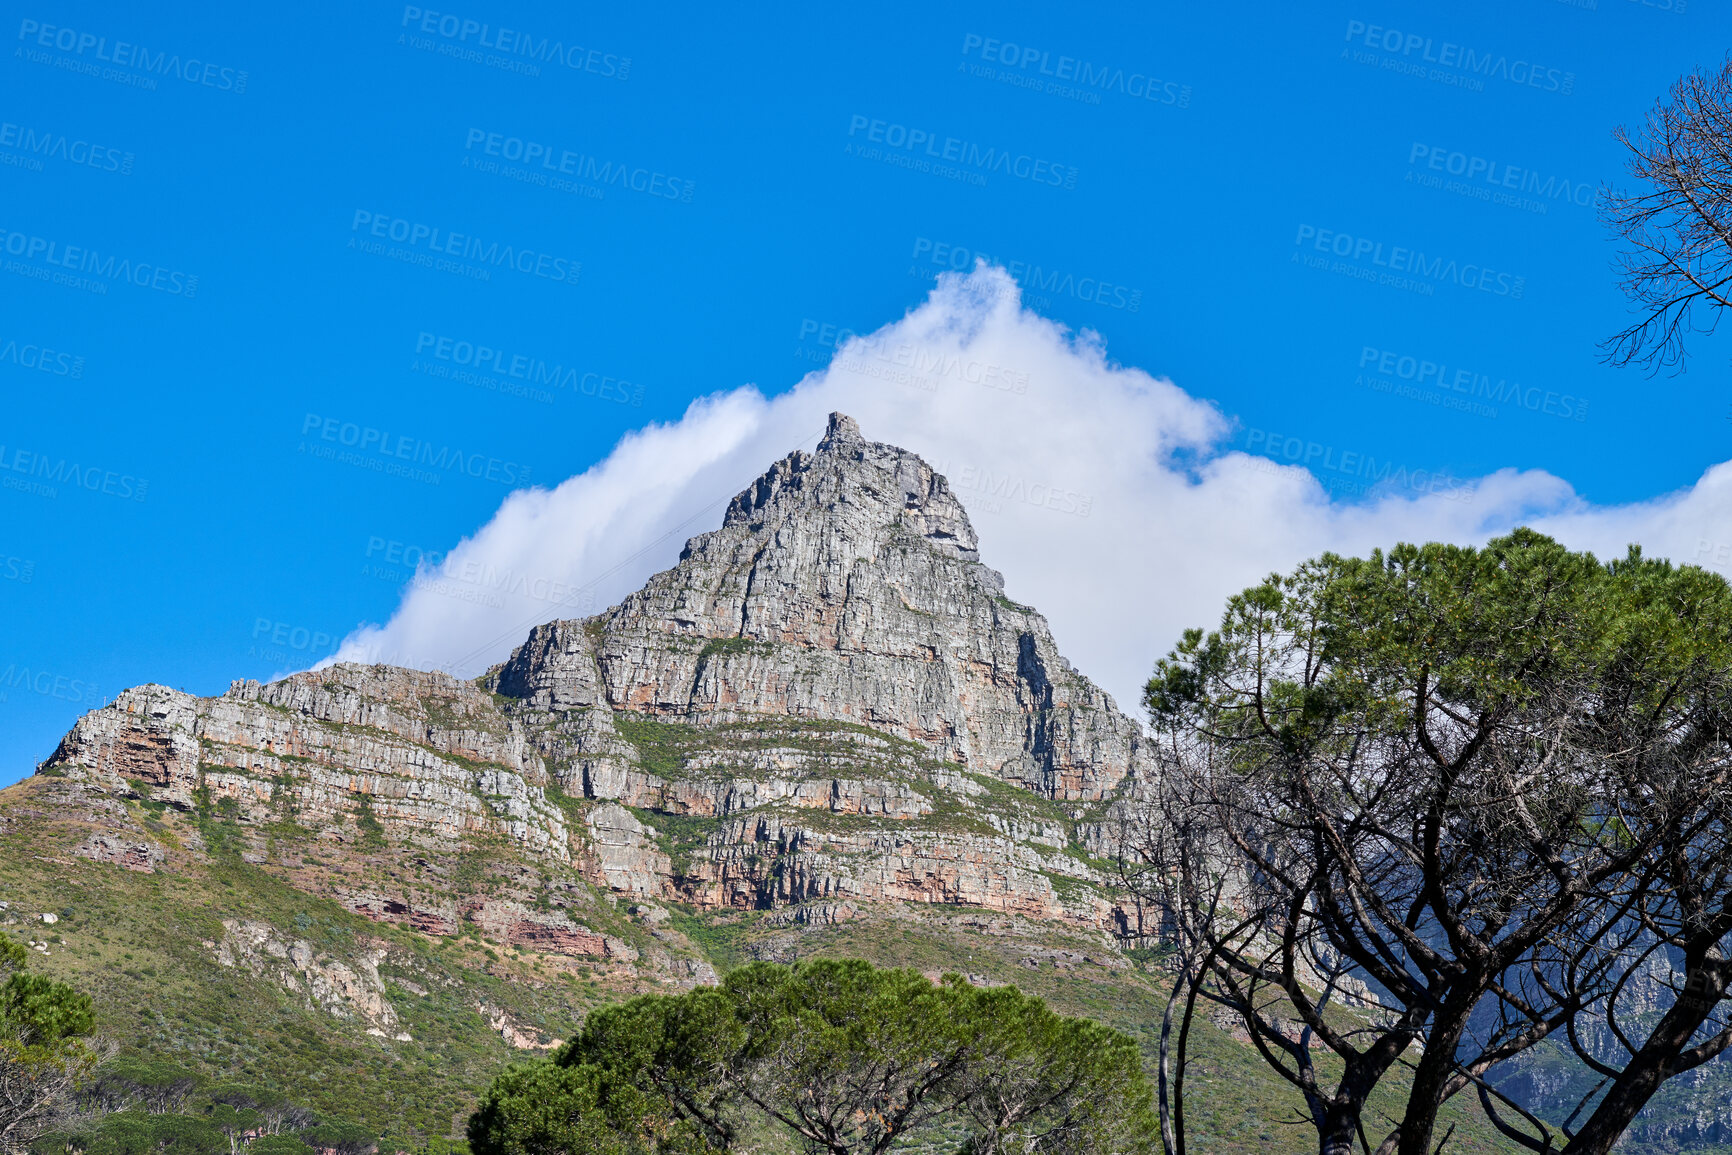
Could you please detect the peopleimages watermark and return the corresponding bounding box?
[1341,20,1574,96]
[348,211,580,286]
[412,331,552,405]
[792,317,865,367]
[0,227,198,297]
[1293,224,1525,299]
[845,115,1078,189]
[1356,346,1588,422]
[397,7,629,79]
[930,458,1093,518]
[297,413,533,488]
[362,536,597,611]
[1244,428,1473,503]
[0,444,147,502]
[0,552,34,583]
[0,662,99,706]
[15,18,248,93]
[246,618,340,665]
[413,332,645,406]
[1406,144,1595,216]
[1693,540,1732,572]
[251,619,339,655]
[0,336,83,378]
[815,326,1029,397]
[959,34,1190,109]
[462,129,693,203]
[0,120,132,175]
[909,238,1142,312]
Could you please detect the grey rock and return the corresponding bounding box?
[501,412,1155,803]
[40,414,1159,937]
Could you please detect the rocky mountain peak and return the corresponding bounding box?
[820,409,862,446]
[498,413,1149,803]
[35,414,1154,942]
[719,412,978,563]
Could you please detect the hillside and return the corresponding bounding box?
[1,414,1537,1153]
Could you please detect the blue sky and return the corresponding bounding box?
[1,0,1726,786]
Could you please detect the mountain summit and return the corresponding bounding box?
[498,411,1151,803]
[42,415,1147,933]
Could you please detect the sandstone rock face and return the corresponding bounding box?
[215,919,399,1030]
[71,833,166,872]
[49,686,204,809]
[341,889,460,936]
[676,812,1113,925]
[499,413,1154,803]
[477,1000,558,1050]
[46,670,570,863]
[40,414,1154,938]
[583,804,671,897]
[462,897,625,959]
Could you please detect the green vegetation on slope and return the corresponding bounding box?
[0,781,647,1152]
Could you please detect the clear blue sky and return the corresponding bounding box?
[1,0,1724,785]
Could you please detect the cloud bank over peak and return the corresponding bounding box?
[329,264,1725,711]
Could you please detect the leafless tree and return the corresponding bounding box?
[1602,60,1732,371]
[0,1033,109,1155]
[1540,717,1732,1155]
[1123,713,1642,1155]
[1115,797,1242,1155]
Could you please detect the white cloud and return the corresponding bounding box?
[329,265,1732,714]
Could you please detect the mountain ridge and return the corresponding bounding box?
[0,415,1584,1154]
[36,413,1152,933]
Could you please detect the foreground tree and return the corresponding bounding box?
[0,937,100,1153]
[724,961,989,1155]
[1538,554,1732,1154]
[466,1061,672,1155]
[469,959,1152,1155]
[949,984,1153,1155]
[1602,60,1732,370]
[1135,530,1732,1155]
[77,1061,201,1118]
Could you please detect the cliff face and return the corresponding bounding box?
[38,414,1153,938]
[497,412,1153,802]
[47,668,570,862]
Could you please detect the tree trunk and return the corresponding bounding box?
[1559,965,1724,1155]
[1158,963,1183,1155]
[1319,1105,1360,1155]
[1396,991,1478,1155]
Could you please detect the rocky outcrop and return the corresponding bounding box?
[71,833,166,872]
[341,889,460,936]
[498,413,1155,804]
[46,670,571,863]
[214,919,407,1037]
[461,897,628,959]
[48,686,204,809]
[477,1000,559,1050]
[676,812,1114,925]
[582,804,670,897]
[40,414,1156,938]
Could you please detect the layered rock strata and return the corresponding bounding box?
[497,413,1154,803]
[40,414,1154,935]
